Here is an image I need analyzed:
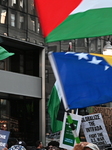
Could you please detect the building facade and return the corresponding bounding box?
[0,0,46,146]
[0,0,112,146]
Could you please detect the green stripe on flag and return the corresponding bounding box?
[47,83,63,133]
[45,8,112,42]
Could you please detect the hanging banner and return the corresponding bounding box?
[0,130,10,149]
[81,113,111,148]
[60,112,82,150]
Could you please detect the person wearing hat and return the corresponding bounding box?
[16,141,27,149]
[8,141,27,150]
[83,143,99,150]
[8,145,26,150]
[73,142,100,150]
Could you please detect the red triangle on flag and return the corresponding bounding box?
[35,0,82,37]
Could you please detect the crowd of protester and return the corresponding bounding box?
[2,137,112,150]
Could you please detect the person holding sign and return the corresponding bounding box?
[73,142,100,150]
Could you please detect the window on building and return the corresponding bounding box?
[0,60,5,70]
[11,0,17,8]
[0,99,9,119]
[36,18,42,34]
[11,13,15,27]
[29,15,35,31]
[37,22,40,33]
[89,39,97,53]
[20,0,23,8]
[0,9,7,24]
[48,46,57,52]
[28,0,35,14]
[19,15,24,29]
[0,0,7,6]
[11,0,16,6]
[77,39,85,47]
[32,20,35,31]
[31,0,34,14]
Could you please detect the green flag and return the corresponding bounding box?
[47,82,63,133]
[0,46,14,60]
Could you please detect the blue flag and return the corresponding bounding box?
[48,52,112,110]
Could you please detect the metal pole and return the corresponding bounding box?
[39,48,46,145]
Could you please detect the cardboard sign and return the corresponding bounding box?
[0,130,10,149]
[81,113,111,147]
[60,112,82,150]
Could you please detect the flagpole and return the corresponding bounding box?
[67,111,80,144]
[48,51,69,111]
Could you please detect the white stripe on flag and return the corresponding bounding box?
[70,0,112,15]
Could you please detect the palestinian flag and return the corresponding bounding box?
[0,46,14,60]
[34,0,112,43]
[47,81,63,133]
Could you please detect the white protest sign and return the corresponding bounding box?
[81,113,111,147]
[60,112,82,150]
[0,130,10,149]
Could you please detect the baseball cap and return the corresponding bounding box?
[84,143,99,150]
